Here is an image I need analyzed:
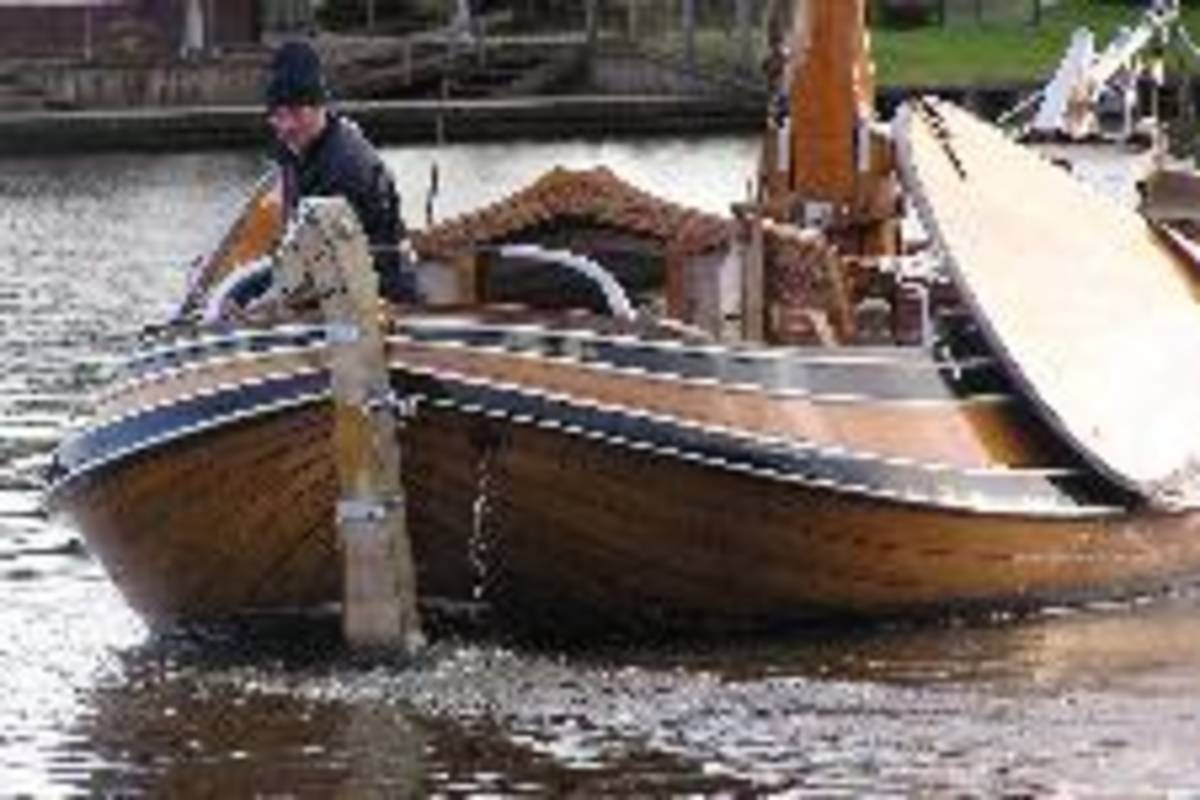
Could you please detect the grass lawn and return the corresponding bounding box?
[872,0,1200,87]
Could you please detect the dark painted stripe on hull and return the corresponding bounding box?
[56,372,331,478]
[392,370,1124,516]
[126,326,328,377]
[51,353,1122,517]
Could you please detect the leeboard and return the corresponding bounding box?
[897,99,1200,507]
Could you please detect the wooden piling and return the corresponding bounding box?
[275,198,424,654]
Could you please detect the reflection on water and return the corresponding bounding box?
[3,138,1200,795]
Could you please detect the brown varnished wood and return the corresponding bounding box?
[187,445,335,613]
[402,411,520,601]
[94,347,327,423]
[65,405,340,621]
[184,173,284,312]
[472,414,1200,630]
[60,395,485,622]
[100,334,1063,470]
[138,422,332,615]
[788,0,871,206]
[382,339,1065,469]
[55,394,1200,633]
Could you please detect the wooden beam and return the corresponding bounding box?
[743,210,765,341]
[787,0,872,205]
[275,198,424,653]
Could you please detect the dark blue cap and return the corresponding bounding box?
[266,40,328,109]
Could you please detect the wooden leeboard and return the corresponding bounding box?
[897,99,1200,507]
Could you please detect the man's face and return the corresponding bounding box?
[268,104,326,154]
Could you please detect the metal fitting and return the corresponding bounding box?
[325,323,361,345]
[336,496,405,527]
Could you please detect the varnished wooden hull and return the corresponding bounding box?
[45,315,1200,634]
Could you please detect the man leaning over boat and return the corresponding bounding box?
[226,40,416,320]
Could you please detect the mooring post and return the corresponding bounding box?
[275,198,424,654]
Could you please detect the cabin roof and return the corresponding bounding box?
[412,166,733,262]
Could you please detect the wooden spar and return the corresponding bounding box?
[787,0,873,208]
[759,0,898,258]
[275,198,424,652]
[179,172,283,316]
[732,204,766,341]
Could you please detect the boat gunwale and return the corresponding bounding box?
[75,358,1033,480]
[45,386,331,504]
[127,319,995,372]
[96,342,327,410]
[399,365,1125,517]
[50,356,1127,519]
[389,336,1015,408]
[86,341,1016,460]
[118,321,1016,410]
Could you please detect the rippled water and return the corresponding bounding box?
[4,136,1200,796]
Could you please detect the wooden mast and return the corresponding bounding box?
[761,0,897,257]
[788,0,873,212]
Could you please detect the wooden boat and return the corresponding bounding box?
[43,0,1200,637]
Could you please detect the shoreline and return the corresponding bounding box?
[0,86,1034,156]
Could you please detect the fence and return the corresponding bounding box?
[587,0,771,83]
[262,0,318,33]
[574,0,1050,88]
[875,0,1051,27]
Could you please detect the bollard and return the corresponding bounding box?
[275,197,424,654]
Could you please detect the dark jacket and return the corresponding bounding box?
[275,113,415,303]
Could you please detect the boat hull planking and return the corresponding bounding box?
[45,319,1200,634]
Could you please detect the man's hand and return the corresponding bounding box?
[219,284,286,326]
